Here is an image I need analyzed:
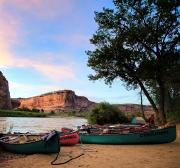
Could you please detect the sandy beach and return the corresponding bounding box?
[1,124,180,168]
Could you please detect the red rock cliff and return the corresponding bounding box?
[115,104,154,118]
[17,90,95,112]
[0,71,12,109]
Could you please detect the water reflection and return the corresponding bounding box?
[0,117,87,133]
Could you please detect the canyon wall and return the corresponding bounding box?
[17,90,95,113]
[115,104,154,118]
[0,71,12,109]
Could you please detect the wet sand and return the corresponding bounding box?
[1,124,180,168]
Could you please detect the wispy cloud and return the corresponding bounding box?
[0,0,77,81]
[0,2,21,68]
[5,0,74,18]
[9,81,66,98]
[0,53,76,80]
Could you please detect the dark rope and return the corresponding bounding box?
[50,147,61,165]
[51,152,84,165]
[51,131,98,165]
[51,135,84,165]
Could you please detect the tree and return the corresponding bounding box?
[88,102,129,124]
[87,0,180,124]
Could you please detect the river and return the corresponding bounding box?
[0,117,87,133]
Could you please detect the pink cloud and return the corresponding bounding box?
[0,52,76,80]
[0,0,77,81]
[8,0,74,18]
[0,7,20,68]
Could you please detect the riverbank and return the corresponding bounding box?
[1,124,180,168]
[0,110,47,117]
[0,109,87,118]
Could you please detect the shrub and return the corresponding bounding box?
[135,111,142,117]
[15,107,31,112]
[67,110,76,116]
[31,108,40,112]
[50,110,55,114]
[0,109,47,117]
[88,102,129,125]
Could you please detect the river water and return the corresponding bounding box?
[0,117,87,133]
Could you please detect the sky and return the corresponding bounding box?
[0,0,149,105]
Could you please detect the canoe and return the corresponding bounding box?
[80,125,176,144]
[60,128,80,146]
[0,131,60,154]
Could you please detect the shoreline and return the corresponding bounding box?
[0,124,180,168]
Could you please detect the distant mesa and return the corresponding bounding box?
[12,90,95,113]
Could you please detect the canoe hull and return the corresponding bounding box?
[80,126,176,144]
[0,132,60,154]
[60,131,80,146]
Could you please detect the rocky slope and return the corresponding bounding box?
[15,90,95,113]
[115,104,154,118]
[0,71,12,109]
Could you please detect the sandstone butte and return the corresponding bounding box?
[13,90,95,113]
[0,71,12,109]
[0,71,154,115]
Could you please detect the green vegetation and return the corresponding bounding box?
[66,110,88,117]
[166,95,180,122]
[49,110,89,118]
[87,102,129,125]
[86,0,179,124]
[0,109,47,117]
[15,108,41,113]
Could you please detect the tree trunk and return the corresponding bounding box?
[164,85,171,117]
[158,80,167,124]
[136,79,160,123]
[122,64,160,124]
[140,89,147,121]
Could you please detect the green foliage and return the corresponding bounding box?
[31,108,40,112]
[15,107,31,112]
[167,92,180,122]
[0,110,47,117]
[50,110,55,114]
[66,110,88,117]
[167,111,180,123]
[88,102,129,124]
[135,111,142,117]
[67,110,76,116]
[15,108,41,113]
[87,0,180,123]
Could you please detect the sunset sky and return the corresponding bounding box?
[0,0,148,104]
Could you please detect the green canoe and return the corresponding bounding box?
[80,126,176,144]
[0,131,60,154]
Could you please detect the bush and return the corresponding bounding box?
[15,107,31,112]
[88,102,129,125]
[67,110,76,116]
[50,110,55,114]
[31,108,40,112]
[0,109,47,117]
